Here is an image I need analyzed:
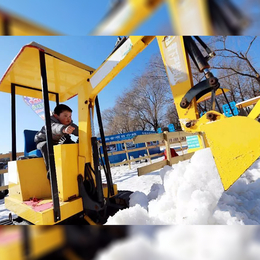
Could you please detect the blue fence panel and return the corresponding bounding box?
[98,131,161,164]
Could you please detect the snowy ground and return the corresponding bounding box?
[105,147,260,225]
[94,225,260,260]
[1,147,260,225]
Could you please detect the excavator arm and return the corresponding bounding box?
[84,35,260,191]
[92,0,249,35]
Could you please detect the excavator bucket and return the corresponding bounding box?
[200,114,260,190]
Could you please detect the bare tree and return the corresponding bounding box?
[194,36,260,113]
[123,71,171,131]
[210,36,260,86]
[102,54,173,133]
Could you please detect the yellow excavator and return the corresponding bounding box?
[92,0,249,35]
[0,0,249,35]
[1,36,260,225]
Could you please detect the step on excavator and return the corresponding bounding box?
[1,36,260,225]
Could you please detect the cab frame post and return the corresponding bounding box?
[39,50,61,223]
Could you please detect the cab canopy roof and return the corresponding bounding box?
[0,42,95,102]
[0,10,58,35]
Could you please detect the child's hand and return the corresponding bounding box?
[63,125,75,134]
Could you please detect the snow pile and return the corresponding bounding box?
[214,159,260,224]
[95,226,260,260]
[106,148,260,224]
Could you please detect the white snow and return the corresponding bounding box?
[105,148,260,225]
[1,147,260,225]
[94,226,260,260]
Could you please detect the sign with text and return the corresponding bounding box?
[186,135,200,149]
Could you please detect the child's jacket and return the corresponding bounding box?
[34,115,78,144]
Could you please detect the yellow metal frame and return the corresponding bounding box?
[93,0,213,35]
[0,226,65,260]
[0,10,59,35]
[167,0,212,35]
[248,99,260,120]
[0,1,246,36]
[0,42,94,102]
[92,0,164,35]
[7,158,51,202]
[236,96,260,109]
[157,35,208,150]
[198,111,260,190]
[5,196,83,225]
[4,143,118,224]
[197,88,230,103]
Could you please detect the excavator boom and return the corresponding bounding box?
[87,35,260,190]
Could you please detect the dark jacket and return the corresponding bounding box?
[34,115,78,144]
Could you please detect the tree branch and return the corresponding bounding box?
[245,36,257,57]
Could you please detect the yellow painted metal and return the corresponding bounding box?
[248,99,260,120]
[62,248,85,260]
[157,36,199,123]
[0,227,65,260]
[186,111,260,190]
[84,215,98,225]
[78,81,95,168]
[0,42,94,102]
[30,227,65,258]
[167,0,213,35]
[0,227,23,260]
[236,96,260,109]
[5,144,118,224]
[197,88,230,103]
[54,144,79,202]
[157,36,209,151]
[7,158,51,201]
[92,0,163,35]
[89,36,155,99]
[0,11,58,36]
[5,196,83,225]
[103,184,118,198]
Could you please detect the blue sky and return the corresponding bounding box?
[0,0,172,35]
[0,36,161,154]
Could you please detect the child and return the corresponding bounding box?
[34,104,78,179]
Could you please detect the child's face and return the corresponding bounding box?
[55,110,72,125]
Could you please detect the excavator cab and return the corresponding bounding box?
[0,42,131,225]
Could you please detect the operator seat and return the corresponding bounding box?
[23,130,42,157]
